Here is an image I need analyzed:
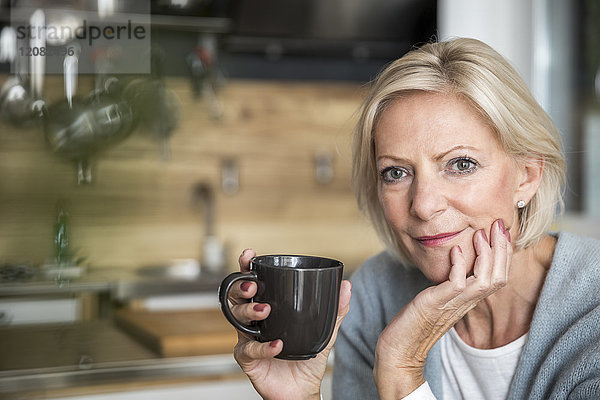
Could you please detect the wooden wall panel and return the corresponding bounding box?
[0,76,383,271]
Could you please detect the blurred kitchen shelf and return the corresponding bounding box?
[0,12,232,33]
[151,15,232,33]
[0,273,113,297]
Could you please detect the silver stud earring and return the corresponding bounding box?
[517,200,526,209]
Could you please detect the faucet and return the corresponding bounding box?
[193,183,226,275]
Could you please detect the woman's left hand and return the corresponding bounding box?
[231,249,352,400]
[373,219,512,399]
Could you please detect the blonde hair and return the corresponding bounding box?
[352,38,566,264]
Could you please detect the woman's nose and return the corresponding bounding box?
[409,175,448,221]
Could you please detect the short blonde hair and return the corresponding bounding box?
[352,38,566,264]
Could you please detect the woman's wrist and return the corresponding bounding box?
[374,355,425,400]
[303,387,322,400]
[375,370,425,399]
[265,391,320,400]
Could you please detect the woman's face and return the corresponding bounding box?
[375,92,521,283]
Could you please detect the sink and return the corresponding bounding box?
[136,259,200,280]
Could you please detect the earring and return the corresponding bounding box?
[517,200,526,209]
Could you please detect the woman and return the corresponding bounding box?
[229,38,600,399]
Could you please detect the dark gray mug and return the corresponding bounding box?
[218,254,344,360]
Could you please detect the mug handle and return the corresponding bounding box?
[218,271,261,336]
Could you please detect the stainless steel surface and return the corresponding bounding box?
[112,272,222,301]
[230,0,435,59]
[0,266,223,299]
[309,0,431,41]
[0,354,243,396]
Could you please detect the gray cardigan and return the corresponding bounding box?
[332,232,600,399]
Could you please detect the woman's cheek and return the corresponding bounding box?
[379,190,404,223]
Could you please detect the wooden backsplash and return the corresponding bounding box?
[0,76,383,271]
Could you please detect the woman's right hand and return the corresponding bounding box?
[229,249,352,400]
[373,219,512,399]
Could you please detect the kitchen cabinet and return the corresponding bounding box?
[0,297,80,325]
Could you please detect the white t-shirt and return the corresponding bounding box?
[404,327,528,400]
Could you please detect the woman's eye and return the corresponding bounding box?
[456,160,471,170]
[449,157,478,174]
[380,167,408,182]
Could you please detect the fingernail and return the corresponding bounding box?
[253,304,266,312]
[269,340,279,348]
[481,229,488,242]
[457,245,463,254]
[240,249,248,258]
[498,219,506,234]
[240,281,252,292]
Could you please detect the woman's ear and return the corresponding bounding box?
[514,157,544,205]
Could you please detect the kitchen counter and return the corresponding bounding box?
[0,268,240,399]
[1,352,244,400]
[1,352,246,400]
[0,313,242,399]
[0,314,333,400]
[0,257,361,300]
[0,267,224,300]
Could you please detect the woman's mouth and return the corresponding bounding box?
[416,231,462,247]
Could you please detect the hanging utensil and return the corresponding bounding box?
[85,76,135,144]
[186,33,224,120]
[29,9,45,101]
[0,23,45,128]
[44,53,134,184]
[122,46,180,160]
[44,52,94,183]
[0,76,45,128]
[0,26,17,63]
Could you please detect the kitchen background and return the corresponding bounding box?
[0,0,599,399]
